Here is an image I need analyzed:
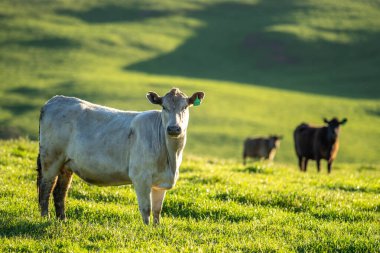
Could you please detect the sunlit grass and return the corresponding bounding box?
[0,139,379,252]
[1,0,379,251]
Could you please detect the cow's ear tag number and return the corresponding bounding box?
[193,96,201,106]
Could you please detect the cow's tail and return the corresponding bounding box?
[37,107,44,199]
[37,153,42,199]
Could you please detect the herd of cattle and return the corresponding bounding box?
[243,117,347,173]
[36,88,347,224]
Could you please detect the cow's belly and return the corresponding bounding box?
[65,135,131,186]
[65,159,132,186]
[258,147,268,158]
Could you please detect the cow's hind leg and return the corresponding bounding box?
[38,154,64,218]
[152,188,166,225]
[298,156,303,171]
[327,161,333,174]
[53,165,73,220]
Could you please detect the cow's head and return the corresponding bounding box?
[147,88,205,138]
[269,135,282,149]
[323,117,347,141]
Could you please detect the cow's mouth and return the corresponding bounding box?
[167,131,182,138]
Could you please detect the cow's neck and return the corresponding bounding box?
[164,132,186,174]
[323,127,337,146]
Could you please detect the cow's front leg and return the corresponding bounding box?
[316,159,321,173]
[152,188,166,225]
[327,161,333,174]
[133,181,152,225]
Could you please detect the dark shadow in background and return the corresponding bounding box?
[56,5,175,23]
[16,37,80,49]
[365,107,380,117]
[2,2,379,139]
[123,2,380,99]
[1,81,113,139]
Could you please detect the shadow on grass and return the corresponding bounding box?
[0,218,51,239]
[0,81,137,139]
[364,106,380,117]
[310,210,375,222]
[69,189,133,204]
[323,183,380,194]
[0,13,10,20]
[0,123,25,139]
[66,205,134,224]
[357,165,379,172]
[7,81,132,106]
[213,191,376,222]
[183,175,225,185]
[0,83,72,139]
[234,163,274,174]
[2,104,38,115]
[163,199,251,222]
[17,37,80,49]
[125,1,380,99]
[56,5,174,24]
[213,191,314,213]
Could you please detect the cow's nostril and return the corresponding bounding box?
[167,126,181,135]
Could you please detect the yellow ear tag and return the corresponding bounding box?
[194,96,201,106]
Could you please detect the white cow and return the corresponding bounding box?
[37,88,205,224]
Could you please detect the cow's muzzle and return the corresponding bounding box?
[167,125,182,137]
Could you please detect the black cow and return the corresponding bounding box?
[294,118,347,173]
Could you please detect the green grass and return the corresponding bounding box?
[1,139,379,252]
[1,0,380,163]
[1,2,379,250]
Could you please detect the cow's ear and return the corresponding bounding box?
[188,91,205,106]
[146,92,162,105]
[323,118,329,124]
[340,118,348,125]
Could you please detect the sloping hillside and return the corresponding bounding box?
[0,0,379,163]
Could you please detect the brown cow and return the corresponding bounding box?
[293,117,347,173]
[243,135,282,165]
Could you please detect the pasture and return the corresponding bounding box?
[1,0,380,251]
[0,139,379,252]
[0,0,380,163]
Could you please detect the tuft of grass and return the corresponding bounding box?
[241,162,274,174]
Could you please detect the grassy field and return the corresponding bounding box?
[1,139,379,252]
[1,0,380,164]
[1,1,380,251]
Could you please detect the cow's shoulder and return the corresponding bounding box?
[131,110,161,128]
[128,110,165,162]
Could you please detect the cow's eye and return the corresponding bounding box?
[181,106,188,111]
[162,106,168,111]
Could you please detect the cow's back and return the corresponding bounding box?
[39,96,140,185]
[40,96,138,149]
[294,123,317,159]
